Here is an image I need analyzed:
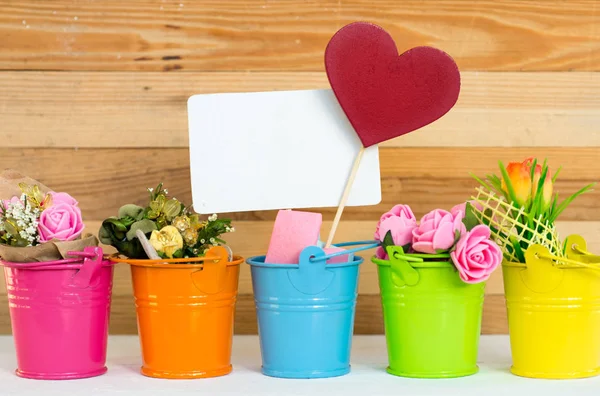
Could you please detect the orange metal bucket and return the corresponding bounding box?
[111,246,242,379]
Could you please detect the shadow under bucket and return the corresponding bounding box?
[111,246,242,379]
[372,252,485,378]
[247,243,366,379]
[1,246,114,380]
[503,236,600,379]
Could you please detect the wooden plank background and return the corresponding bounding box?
[0,0,599,335]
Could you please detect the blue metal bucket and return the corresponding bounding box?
[247,241,374,379]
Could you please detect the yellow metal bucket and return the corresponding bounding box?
[503,235,600,379]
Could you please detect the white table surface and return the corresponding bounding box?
[0,335,599,395]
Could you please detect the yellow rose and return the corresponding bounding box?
[149,225,183,258]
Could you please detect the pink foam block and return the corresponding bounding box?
[265,210,323,264]
[323,247,351,264]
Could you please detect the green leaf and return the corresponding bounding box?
[498,160,520,206]
[549,182,595,223]
[117,204,145,220]
[125,219,158,241]
[552,166,562,183]
[101,217,131,241]
[462,202,480,231]
[470,172,494,192]
[381,230,396,256]
[163,199,182,220]
[98,224,114,245]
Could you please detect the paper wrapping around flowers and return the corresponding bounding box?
[0,169,51,200]
[0,234,99,263]
[0,169,99,263]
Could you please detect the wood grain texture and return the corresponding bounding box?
[0,220,597,296]
[1,147,598,222]
[0,294,508,335]
[1,71,598,148]
[0,1,598,71]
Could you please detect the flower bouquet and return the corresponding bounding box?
[99,183,235,260]
[0,170,98,262]
[0,169,113,380]
[470,158,600,379]
[371,203,502,378]
[99,183,243,379]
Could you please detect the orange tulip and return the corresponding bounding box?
[501,161,531,206]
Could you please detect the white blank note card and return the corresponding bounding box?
[187,89,381,214]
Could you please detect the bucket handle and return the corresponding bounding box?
[309,240,379,262]
[67,247,106,289]
[519,245,565,293]
[287,241,376,295]
[288,246,336,295]
[386,246,421,287]
[190,246,230,295]
[535,235,600,271]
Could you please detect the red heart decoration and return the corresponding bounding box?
[325,22,461,147]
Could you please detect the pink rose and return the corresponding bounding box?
[37,203,84,242]
[374,204,417,246]
[412,209,465,254]
[49,191,78,206]
[450,200,483,220]
[450,225,502,283]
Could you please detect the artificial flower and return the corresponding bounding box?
[149,225,183,258]
[450,200,483,219]
[181,227,198,246]
[450,225,502,283]
[100,184,234,259]
[412,209,465,254]
[501,160,531,207]
[37,202,84,243]
[472,157,595,262]
[49,191,78,206]
[172,215,191,233]
[374,204,417,246]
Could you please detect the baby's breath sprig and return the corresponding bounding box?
[0,194,42,247]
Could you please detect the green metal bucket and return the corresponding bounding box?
[373,253,486,378]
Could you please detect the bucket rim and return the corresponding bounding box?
[371,255,453,269]
[0,257,114,270]
[109,254,244,269]
[0,248,114,269]
[502,259,600,270]
[247,254,363,268]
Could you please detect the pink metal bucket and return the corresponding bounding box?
[0,246,114,380]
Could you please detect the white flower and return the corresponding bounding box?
[210,238,215,243]
[148,188,153,192]
[208,214,218,222]
[164,189,169,194]
[0,196,41,246]
[230,227,235,232]
[200,239,205,244]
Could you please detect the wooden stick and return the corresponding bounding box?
[325,146,366,248]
